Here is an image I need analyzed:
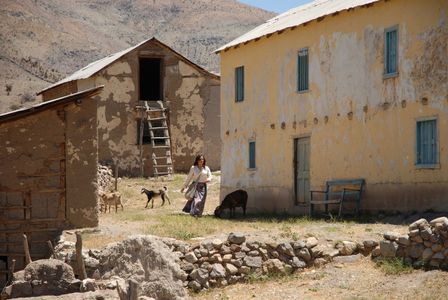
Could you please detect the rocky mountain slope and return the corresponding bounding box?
[0,0,275,113]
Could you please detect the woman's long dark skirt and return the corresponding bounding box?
[190,182,207,217]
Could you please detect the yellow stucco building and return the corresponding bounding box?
[217,0,447,214]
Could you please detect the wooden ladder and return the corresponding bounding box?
[144,101,173,178]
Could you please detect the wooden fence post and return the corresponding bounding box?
[8,259,16,281]
[75,232,87,280]
[47,240,55,259]
[22,234,32,265]
[115,164,119,191]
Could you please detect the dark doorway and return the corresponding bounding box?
[139,58,162,101]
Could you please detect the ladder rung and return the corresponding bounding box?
[151,137,170,140]
[152,156,171,159]
[152,145,171,149]
[146,109,166,112]
[149,127,168,130]
[154,165,173,168]
[147,117,166,121]
[154,171,172,175]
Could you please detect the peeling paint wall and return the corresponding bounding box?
[219,0,448,213]
[0,99,98,283]
[40,41,221,176]
[92,41,220,175]
[65,99,99,227]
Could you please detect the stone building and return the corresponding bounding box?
[0,86,102,284]
[38,37,221,176]
[217,0,447,214]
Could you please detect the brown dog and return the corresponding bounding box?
[99,191,123,213]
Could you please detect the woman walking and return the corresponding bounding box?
[181,154,212,217]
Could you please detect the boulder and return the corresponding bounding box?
[277,242,295,257]
[225,263,238,275]
[210,264,226,278]
[243,256,263,268]
[290,257,306,269]
[336,241,358,256]
[383,231,400,241]
[379,240,398,258]
[262,259,285,275]
[430,217,448,227]
[305,237,318,249]
[228,233,246,245]
[409,218,428,230]
[407,244,425,259]
[184,252,198,264]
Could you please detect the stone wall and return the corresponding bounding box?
[53,232,380,294]
[375,217,448,269]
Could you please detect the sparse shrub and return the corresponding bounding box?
[21,92,36,103]
[376,257,413,275]
[9,104,21,111]
[5,84,12,95]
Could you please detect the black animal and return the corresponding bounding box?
[141,187,170,208]
[214,189,248,218]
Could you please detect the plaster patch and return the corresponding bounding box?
[178,60,200,77]
[97,77,134,103]
[66,141,81,163]
[106,61,132,76]
[6,147,15,153]
[175,77,204,99]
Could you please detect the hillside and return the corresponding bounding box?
[0,0,275,113]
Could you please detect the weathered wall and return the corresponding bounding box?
[0,99,98,283]
[92,41,220,176]
[65,99,99,227]
[219,0,448,213]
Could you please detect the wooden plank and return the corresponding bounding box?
[0,206,32,210]
[0,253,47,258]
[0,240,50,246]
[309,200,341,205]
[18,173,62,178]
[0,228,63,234]
[0,188,64,193]
[0,218,63,225]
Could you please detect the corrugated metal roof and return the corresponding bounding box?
[0,86,103,124]
[38,37,219,95]
[216,0,379,53]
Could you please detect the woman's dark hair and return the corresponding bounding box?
[193,154,206,166]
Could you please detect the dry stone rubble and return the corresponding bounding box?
[375,217,448,269]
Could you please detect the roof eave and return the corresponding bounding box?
[0,86,104,124]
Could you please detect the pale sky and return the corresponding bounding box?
[238,0,313,13]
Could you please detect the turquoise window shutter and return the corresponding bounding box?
[297,48,309,92]
[235,66,244,102]
[416,119,437,165]
[384,27,398,75]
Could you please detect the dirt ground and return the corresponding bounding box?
[78,174,448,299]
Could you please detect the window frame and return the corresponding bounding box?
[235,66,245,102]
[248,140,256,170]
[297,47,309,93]
[384,25,399,79]
[415,116,439,169]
